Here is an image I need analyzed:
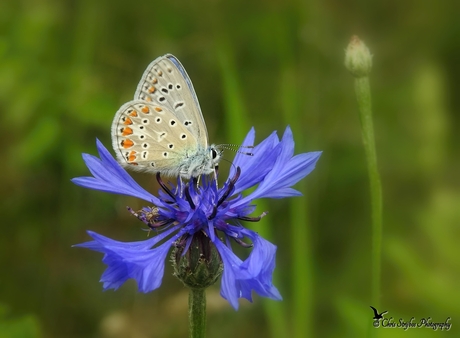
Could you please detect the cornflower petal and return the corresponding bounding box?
[213,231,281,310]
[213,239,250,310]
[75,226,181,292]
[72,139,159,203]
[239,229,282,300]
[241,127,322,202]
[231,130,280,194]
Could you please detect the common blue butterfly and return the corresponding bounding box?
[111,54,221,179]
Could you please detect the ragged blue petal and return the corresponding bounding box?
[231,130,281,194]
[239,229,282,300]
[71,139,160,204]
[74,226,180,292]
[213,233,281,310]
[240,127,322,202]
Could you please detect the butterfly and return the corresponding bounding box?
[111,54,221,179]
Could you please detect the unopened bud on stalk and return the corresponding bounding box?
[345,35,372,77]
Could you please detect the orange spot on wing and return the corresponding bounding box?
[128,151,137,162]
[123,117,133,125]
[145,97,152,102]
[129,111,138,117]
[121,139,134,149]
[141,106,150,114]
[154,107,162,112]
[152,78,158,84]
[122,127,133,136]
[148,86,156,93]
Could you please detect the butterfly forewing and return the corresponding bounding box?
[111,100,197,176]
[134,54,208,147]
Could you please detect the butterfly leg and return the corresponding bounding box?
[178,176,185,193]
[213,165,219,187]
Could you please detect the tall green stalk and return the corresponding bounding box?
[355,76,382,309]
[189,288,206,338]
[345,36,383,336]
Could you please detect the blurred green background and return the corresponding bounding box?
[1,0,459,337]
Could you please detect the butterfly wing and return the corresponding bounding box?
[134,54,208,148]
[111,100,199,177]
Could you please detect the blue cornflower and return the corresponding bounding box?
[72,127,321,310]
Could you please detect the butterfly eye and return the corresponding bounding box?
[211,149,218,159]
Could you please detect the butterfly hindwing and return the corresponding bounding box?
[111,100,198,176]
[134,54,208,148]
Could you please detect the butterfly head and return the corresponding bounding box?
[210,144,222,169]
[188,144,222,178]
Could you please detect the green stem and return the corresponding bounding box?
[189,288,206,338]
[354,77,383,323]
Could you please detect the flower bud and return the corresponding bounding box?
[345,35,372,77]
[172,231,223,289]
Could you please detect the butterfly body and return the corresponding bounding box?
[111,54,221,179]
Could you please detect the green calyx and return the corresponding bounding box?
[172,231,223,289]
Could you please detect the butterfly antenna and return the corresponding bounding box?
[218,144,254,156]
[215,145,253,184]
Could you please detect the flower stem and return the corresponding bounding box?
[354,77,383,310]
[189,288,206,338]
